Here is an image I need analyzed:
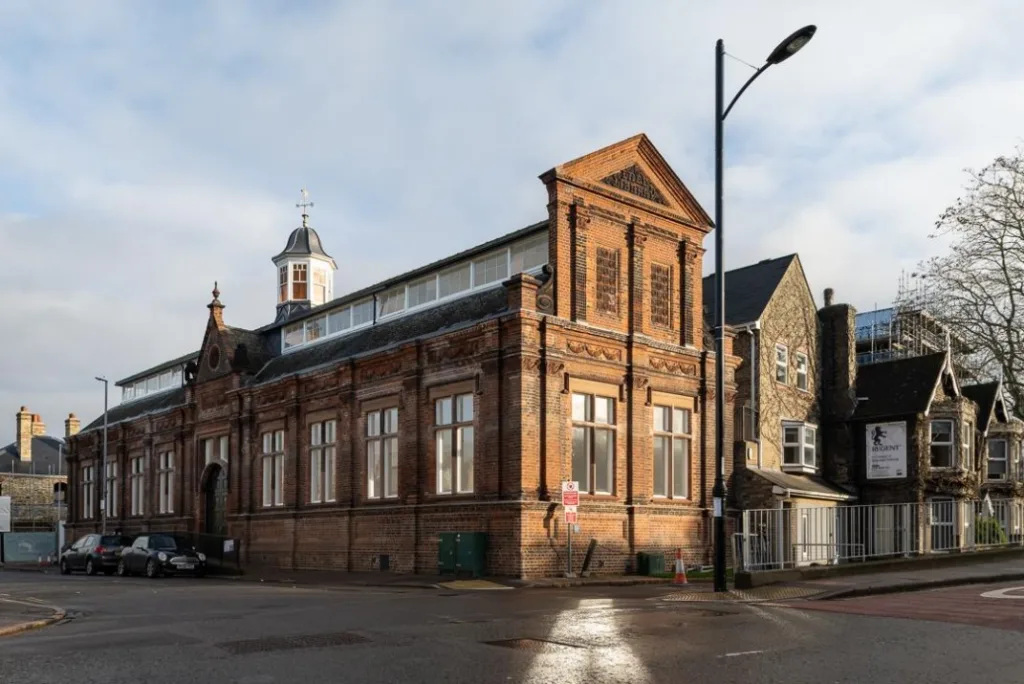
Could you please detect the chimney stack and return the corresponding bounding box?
[31,413,46,437]
[15,406,32,462]
[818,296,857,488]
[65,413,81,439]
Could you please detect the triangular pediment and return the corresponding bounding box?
[544,133,712,228]
[599,164,669,206]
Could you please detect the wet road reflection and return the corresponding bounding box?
[524,598,650,684]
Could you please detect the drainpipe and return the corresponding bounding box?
[736,321,762,468]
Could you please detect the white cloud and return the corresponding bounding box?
[0,0,1019,442]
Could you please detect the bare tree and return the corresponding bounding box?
[919,150,1024,415]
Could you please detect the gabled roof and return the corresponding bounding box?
[544,133,713,228]
[853,352,950,420]
[0,435,67,476]
[962,381,1009,432]
[253,286,509,384]
[702,254,797,326]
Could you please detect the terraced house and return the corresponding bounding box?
[64,135,739,578]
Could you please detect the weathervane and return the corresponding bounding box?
[297,188,314,227]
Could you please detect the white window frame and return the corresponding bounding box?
[309,420,337,504]
[571,393,616,495]
[367,407,399,500]
[652,405,691,499]
[82,464,95,520]
[130,456,145,516]
[435,393,474,495]
[782,422,817,472]
[930,419,955,469]
[158,451,174,514]
[292,263,308,300]
[775,344,788,384]
[262,430,285,507]
[964,422,974,471]
[104,461,118,519]
[988,438,1008,481]
[279,233,548,354]
[795,352,808,391]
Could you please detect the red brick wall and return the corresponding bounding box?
[65,137,741,578]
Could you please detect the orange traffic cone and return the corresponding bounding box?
[673,548,688,585]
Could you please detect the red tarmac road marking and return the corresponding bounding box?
[792,583,1024,632]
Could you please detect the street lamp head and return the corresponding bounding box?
[765,25,816,65]
[95,376,107,384]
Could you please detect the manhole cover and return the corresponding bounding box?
[483,638,581,650]
[219,632,369,655]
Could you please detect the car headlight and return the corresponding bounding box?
[197,552,206,562]
[158,552,168,562]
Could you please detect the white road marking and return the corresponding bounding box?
[980,586,1024,599]
[719,649,766,658]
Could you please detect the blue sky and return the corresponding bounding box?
[2,0,1024,443]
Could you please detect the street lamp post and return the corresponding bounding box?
[95,376,108,534]
[713,25,817,593]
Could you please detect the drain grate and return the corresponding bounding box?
[218,631,370,655]
[484,637,582,650]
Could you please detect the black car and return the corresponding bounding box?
[59,534,135,576]
[117,533,207,578]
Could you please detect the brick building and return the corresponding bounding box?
[0,408,74,530]
[706,257,856,515]
[64,135,739,577]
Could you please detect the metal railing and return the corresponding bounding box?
[737,498,1024,572]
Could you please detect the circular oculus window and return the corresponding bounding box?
[208,345,221,370]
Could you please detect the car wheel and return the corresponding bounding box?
[145,559,159,579]
[85,559,96,576]
[59,559,71,575]
[116,560,129,577]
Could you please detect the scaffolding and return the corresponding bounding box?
[855,271,968,366]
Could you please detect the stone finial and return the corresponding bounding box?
[824,288,834,307]
[208,281,226,330]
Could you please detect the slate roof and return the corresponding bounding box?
[82,387,187,433]
[0,435,68,476]
[256,220,548,333]
[117,350,199,387]
[962,382,1003,430]
[749,469,856,500]
[702,254,796,326]
[852,352,948,420]
[253,286,510,385]
[272,225,334,262]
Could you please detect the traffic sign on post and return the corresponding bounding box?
[561,481,579,507]
[564,510,578,524]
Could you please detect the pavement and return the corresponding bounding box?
[5,552,1023,602]
[0,595,65,638]
[2,570,1024,683]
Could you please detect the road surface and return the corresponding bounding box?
[1,573,1022,683]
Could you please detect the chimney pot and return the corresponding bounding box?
[824,288,835,307]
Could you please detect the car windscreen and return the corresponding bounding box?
[149,535,179,550]
[101,536,131,547]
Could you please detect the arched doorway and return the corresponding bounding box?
[204,465,228,537]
